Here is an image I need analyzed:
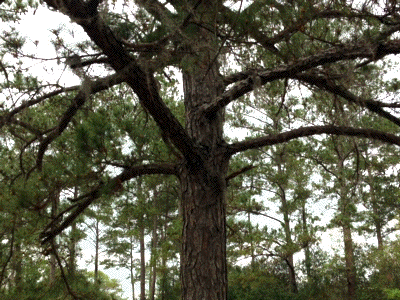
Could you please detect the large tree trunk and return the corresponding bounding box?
[180,156,228,299]
[180,2,228,297]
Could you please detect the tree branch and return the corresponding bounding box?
[32,73,124,173]
[220,4,400,65]
[40,162,177,245]
[293,72,400,127]
[210,40,400,116]
[41,0,201,165]
[228,205,284,226]
[228,125,400,155]
[1,85,79,128]
[226,165,255,183]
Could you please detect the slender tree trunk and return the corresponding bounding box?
[160,213,167,300]
[69,222,77,276]
[149,215,158,300]
[180,2,228,298]
[0,220,15,288]
[371,188,384,249]
[343,224,356,300]
[248,211,255,268]
[130,236,136,300]
[140,220,146,300]
[367,167,384,250]
[50,189,59,284]
[282,212,298,294]
[276,154,298,294]
[68,187,79,276]
[302,206,312,280]
[286,255,298,293]
[50,249,57,283]
[337,155,356,300]
[94,218,99,284]
[375,217,383,250]
[12,240,22,290]
[134,157,147,300]
[271,122,298,293]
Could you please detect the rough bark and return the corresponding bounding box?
[179,154,229,299]
[179,2,229,298]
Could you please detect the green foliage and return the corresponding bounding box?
[75,110,112,156]
[156,268,181,300]
[228,264,293,300]
[385,289,400,300]
[3,270,125,300]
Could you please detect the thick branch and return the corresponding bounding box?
[294,73,400,127]
[41,0,200,164]
[210,40,400,116]
[228,125,400,155]
[40,163,177,245]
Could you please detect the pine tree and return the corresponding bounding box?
[3,1,400,299]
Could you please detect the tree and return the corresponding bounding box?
[3,1,400,299]
[359,141,400,250]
